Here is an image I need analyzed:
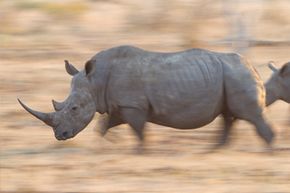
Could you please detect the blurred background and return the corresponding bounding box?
[1,0,290,192]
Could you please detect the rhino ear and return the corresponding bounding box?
[85,60,94,76]
[65,60,79,76]
[268,61,278,73]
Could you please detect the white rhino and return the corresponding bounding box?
[19,45,282,151]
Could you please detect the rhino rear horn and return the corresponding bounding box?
[268,61,278,72]
[18,98,55,127]
[52,99,65,111]
[65,60,79,76]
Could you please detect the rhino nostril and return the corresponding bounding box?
[62,131,69,138]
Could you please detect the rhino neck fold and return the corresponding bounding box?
[89,83,107,114]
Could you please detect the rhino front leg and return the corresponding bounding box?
[121,107,147,153]
[98,113,123,136]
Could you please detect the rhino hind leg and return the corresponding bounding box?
[249,115,274,145]
[215,112,236,148]
[121,107,147,153]
[224,82,274,145]
[227,101,274,146]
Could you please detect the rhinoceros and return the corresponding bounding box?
[18,45,277,150]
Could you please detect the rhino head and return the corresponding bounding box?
[18,60,96,140]
[266,61,290,105]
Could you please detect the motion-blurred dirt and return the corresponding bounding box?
[1,1,290,192]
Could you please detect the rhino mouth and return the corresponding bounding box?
[55,135,68,141]
[55,133,74,141]
[54,127,75,141]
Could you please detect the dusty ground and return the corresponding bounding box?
[1,1,290,192]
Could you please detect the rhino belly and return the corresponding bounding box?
[148,95,223,129]
[145,76,224,129]
[142,52,224,129]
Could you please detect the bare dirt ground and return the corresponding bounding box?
[1,1,290,192]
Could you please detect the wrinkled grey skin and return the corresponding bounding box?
[19,45,277,149]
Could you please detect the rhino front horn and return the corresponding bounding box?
[18,98,55,127]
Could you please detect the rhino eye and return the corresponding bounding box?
[72,106,78,111]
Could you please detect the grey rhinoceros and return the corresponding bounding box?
[19,45,280,150]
